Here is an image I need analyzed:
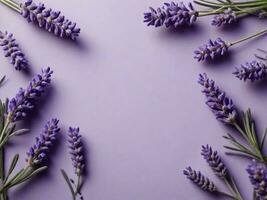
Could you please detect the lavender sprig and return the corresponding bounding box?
[194,28,267,61]
[20,0,80,40]
[0,119,60,193]
[247,160,267,199]
[211,8,236,27]
[68,127,85,176]
[183,167,217,193]
[7,67,53,123]
[144,2,198,28]
[198,73,237,124]
[0,31,28,71]
[198,73,267,164]
[201,145,228,178]
[233,61,267,82]
[194,38,229,61]
[26,118,60,166]
[61,127,85,200]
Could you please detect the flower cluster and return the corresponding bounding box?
[21,0,80,40]
[7,67,53,122]
[198,73,237,124]
[144,2,198,28]
[26,118,60,166]
[233,60,267,82]
[247,160,267,199]
[201,145,227,178]
[0,31,28,71]
[211,8,236,27]
[194,38,229,61]
[68,127,85,175]
[183,167,217,192]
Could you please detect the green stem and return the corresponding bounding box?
[0,0,21,12]
[195,0,267,8]
[0,148,6,200]
[229,28,267,47]
[224,176,244,200]
[218,190,239,200]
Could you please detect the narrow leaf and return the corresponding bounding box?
[260,128,267,150]
[6,154,19,178]
[0,76,6,87]
[9,129,30,137]
[61,169,75,198]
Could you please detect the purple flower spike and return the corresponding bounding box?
[0,31,28,71]
[183,167,217,192]
[194,38,229,61]
[201,145,227,178]
[26,118,60,166]
[7,67,53,122]
[247,160,267,199]
[68,127,85,175]
[233,61,267,82]
[20,0,80,40]
[198,73,237,124]
[144,7,167,27]
[211,8,236,27]
[164,2,198,27]
[144,2,198,28]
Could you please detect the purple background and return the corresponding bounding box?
[0,0,266,199]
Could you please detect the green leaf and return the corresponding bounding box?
[0,76,6,87]
[9,129,29,137]
[6,154,19,181]
[260,128,267,150]
[61,169,75,198]
[9,166,48,188]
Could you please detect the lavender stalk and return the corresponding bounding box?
[0,0,80,40]
[195,28,267,61]
[183,167,238,199]
[0,31,28,71]
[0,67,53,150]
[61,127,85,200]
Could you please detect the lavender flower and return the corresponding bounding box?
[68,127,85,175]
[144,7,167,27]
[0,31,28,70]
[26,118,60,166]
[198,73,237,124]
[144,2,198,28]
[247,160,267,199]
[7,67,53,122]
[194,38,229,61]
[233,61,267,82]
[201,145,227,178]
[164,2,198,27]
[21,0,80,40]
[211,8,236,27]
[183,167,217,192]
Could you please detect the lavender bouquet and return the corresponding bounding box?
[144,1,267,28]
[0,67,55,199]
[184,73,267,199]
[144,1,267,62]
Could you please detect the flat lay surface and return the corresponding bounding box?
[0,0,267,199]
